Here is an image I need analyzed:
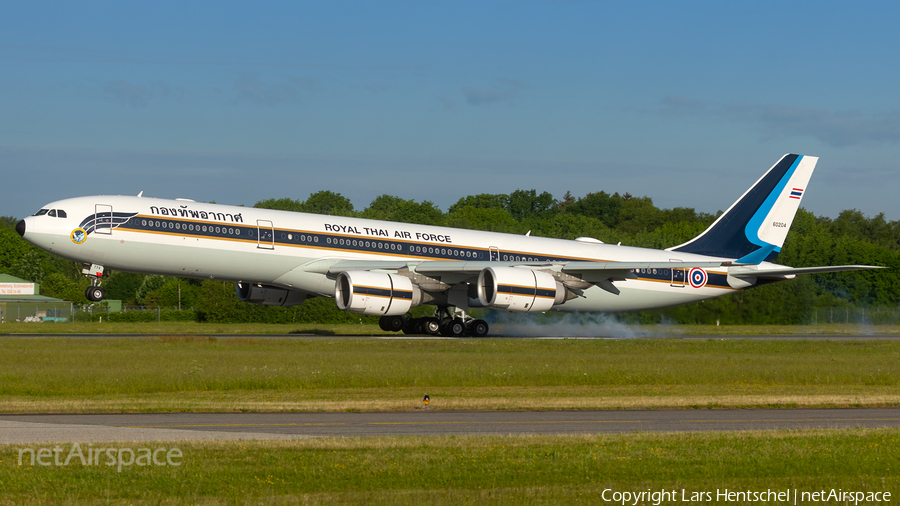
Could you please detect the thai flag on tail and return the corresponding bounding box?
[789,188,804,200]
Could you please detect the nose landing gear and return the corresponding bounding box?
[82,263,106,302]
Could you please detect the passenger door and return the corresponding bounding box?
[257,220,275,249]
[94,204,113,235]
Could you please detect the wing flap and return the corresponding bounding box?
[729,265,886,279]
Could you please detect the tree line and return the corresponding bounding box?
[1,187,897,325]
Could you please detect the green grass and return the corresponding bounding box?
[0,321,383,335]
[1,429,898,504]
[2,321,900,335]
[0,337,898,412]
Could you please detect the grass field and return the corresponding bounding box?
[1,429,897,504]
[2,321,900,335]
[0,336,898,412]
[3,328,898,503]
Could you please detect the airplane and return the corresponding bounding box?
[15,154,882,337]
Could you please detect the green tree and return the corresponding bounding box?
[40,273,90,303]
[0,216,19,229]
[253,197,304,213]
[507,189,556,221]
[447,194,509,214]
[445,206,519,233]
[362,195,444,226]
[254,191,356,217]
[565,191,622,228]
[298,191,356,217]
[104,272,146,304]
[142,278,199,308]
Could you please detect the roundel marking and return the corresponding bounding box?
[689,267,708,288]
[71,228,87,244]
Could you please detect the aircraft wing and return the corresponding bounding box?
[317,258,729,295]
[728,265,886,279]
[321,259,726,277]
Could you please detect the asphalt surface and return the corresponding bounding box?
[2,408,899,444]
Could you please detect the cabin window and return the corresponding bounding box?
[48,210,57,217]
[57,210,67,218]
[34,209,49,216]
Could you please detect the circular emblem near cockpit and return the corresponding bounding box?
[71,228,87,244]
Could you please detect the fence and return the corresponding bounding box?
[807,307,900,325]
[0,302,74,323]
[73,306,196,323]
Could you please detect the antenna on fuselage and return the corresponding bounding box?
[137,191,143,198]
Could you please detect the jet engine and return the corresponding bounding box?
[477,266,567,312]
[235,282,308,306]
[334,271,422,316]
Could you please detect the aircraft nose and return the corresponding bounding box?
[16,219,26,237]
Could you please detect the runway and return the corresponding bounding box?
[5,333,900,340]
[2,408,899,444]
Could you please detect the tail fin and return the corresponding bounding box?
[668,154,817,264]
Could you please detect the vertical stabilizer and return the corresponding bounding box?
[668,154,817,264]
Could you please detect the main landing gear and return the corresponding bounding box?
[378,307,490,337]
[82,263,106,302]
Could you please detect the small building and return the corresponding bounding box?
[0,274,72,323]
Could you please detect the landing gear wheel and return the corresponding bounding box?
[384,315,405,332]
[422,317,440,335]
[402,318,419,334]
[467,319,489,338]
[85,286,105,302]
[448,318,466,336]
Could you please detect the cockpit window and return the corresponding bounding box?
[33,209,49,216]
[57,210,67,218]
[48,210,57,217]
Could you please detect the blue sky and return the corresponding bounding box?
[2,1,900,221]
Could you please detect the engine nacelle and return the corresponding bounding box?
[235,282,308,306]
[334,271,422,316]
[477,266,567,312]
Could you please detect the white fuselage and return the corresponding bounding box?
[21,195,748,312]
